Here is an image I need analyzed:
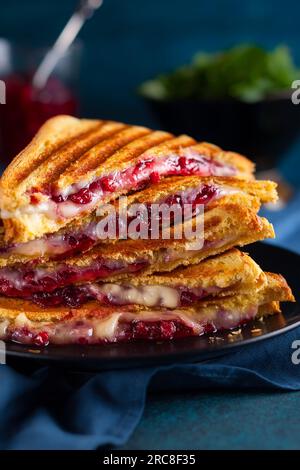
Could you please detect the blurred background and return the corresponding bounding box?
[0,0,300,188]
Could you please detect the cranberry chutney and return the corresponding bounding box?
[16,282,223,308]
[1,181,236,261]
[52,152,235,204]
[25,149,236,222]
[0,307,256,346]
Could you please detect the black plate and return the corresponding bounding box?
[5,243,300,371]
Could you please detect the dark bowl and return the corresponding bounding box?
[144,95,300,170]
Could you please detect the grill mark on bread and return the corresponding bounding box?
[29,121,129,188]
[58,129,176,186]
[97,134,196,175]
[1,117,102,188]
[65,134,196,188]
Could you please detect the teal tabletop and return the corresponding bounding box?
[122,389,300,450]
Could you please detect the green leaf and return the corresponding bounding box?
[138,44,299,102]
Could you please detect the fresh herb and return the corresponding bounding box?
[139,45,299,102]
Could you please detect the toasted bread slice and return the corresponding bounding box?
[0,116,255,243]
[0,272,293,345]
[0,249,268,308]
[126,175,277,205]
[0,204,275,302]
[118,248,265,290]
[0,177,277,264]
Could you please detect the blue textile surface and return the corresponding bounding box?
[1,325,300,450]
[0,193,299,450]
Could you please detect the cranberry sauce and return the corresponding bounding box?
[0,260,149,299]
[1,305,257,346]
[0,224,99,261]
[32,285,93,308]
[57,233,95,259]
[121,319,197,341]
[10,327,50,347]
[156,183,218,220]
[28,284,212,308]
[4,183,220,261]
[4,318,198,346]
[47,151,236,209]
[163,184,217,208]
[1,75,77,166]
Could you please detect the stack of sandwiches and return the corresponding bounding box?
[0,115,294,346]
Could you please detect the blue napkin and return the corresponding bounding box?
[0,192,299,450]
[1,324,300,450]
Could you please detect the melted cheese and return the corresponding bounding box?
[90,284,181,308]
[1,200,57,220]
[94,313,122,340]
[0,320,9,337]
[14,312,33,328]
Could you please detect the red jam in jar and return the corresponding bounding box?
[0,74,77,165]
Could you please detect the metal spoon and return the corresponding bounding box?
[32,0,103,89]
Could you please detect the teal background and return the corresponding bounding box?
[0,0,299,123]
[1,0,300,449]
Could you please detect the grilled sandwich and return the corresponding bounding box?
[0,249,265,307]
[0,115,294,348]
[0,175,277,263]
[0,271,293,345]
[0,116,255,244]
[0,203,274,302]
